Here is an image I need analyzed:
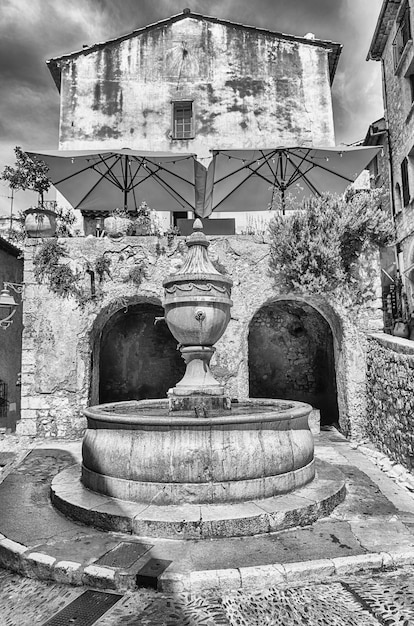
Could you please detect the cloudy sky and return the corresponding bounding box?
[0,0,383,216]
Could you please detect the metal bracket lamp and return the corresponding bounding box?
[0,282,24,330]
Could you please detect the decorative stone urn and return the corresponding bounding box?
[163,219,233,411]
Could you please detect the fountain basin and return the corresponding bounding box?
[82,398,315,505]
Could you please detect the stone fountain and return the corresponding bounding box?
[52,220,345,539]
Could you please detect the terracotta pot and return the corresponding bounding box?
[24,208,56,238]
[135,221,151,236]
[393,321,410,338]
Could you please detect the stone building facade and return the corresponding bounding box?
[17,235,383,439]
[0,237,23,432]
[47,10,341,230]
[363,117,397,333]
[48,11,340,157]
[368,0,414,310]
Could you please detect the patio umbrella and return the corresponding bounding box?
[202,146,381,216]
[25,149,206,215]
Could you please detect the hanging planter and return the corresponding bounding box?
[24,207,57,238]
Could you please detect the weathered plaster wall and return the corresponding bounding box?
[366,333,414,471]
[0,241,23,432]
[58,18,335,159]
[18,235,382,439]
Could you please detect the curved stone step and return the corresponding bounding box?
[51,459,346,540]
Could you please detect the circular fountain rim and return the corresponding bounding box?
[84,398,313,427]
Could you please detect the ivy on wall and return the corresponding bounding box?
[33,239,112,308]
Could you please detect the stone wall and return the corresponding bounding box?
[18,235,383,439]
[366,333,414,471]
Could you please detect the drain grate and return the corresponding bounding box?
[136,558,172,589]
[96,541,153,569]
[40,589,122,626]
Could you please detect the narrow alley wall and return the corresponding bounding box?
[366,333,414,471]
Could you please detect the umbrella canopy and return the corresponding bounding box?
[26,149,206,215]
[202,146,381,216]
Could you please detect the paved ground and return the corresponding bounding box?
[2,564,414,624]
[2,428,414,603]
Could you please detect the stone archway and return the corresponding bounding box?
[98,302,185,404]
[248,300,339,426]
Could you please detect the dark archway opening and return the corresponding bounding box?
[248,300,339,426]
[99,303,185,403]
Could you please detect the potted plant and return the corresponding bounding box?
[103,208,133,238]
[135,201,152,235]
[1,146,55,238]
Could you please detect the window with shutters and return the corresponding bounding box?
[409,73,414,104]
[172,101,194,139]
[0,381,7,418]
[401,157,411,206]
[393,2,412,69]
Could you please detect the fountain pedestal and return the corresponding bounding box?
[163,220,233,413]
[168,346,232,412]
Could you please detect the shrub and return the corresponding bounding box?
[268,189,394,298]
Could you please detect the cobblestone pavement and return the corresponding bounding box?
[2,565,414,625]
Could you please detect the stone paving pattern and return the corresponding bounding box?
[2,566,414,625]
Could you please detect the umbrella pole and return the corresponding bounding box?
[123,155,129,211]
[281,188,285,215]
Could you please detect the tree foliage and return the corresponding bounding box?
[268,188,395,297]
[1,146,51,204]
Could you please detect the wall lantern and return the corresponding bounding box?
[0,283,24,330]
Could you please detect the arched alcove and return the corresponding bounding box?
[98,302,185,403]
[248,300,339,426]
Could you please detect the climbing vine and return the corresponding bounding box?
[33,240,111,308]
